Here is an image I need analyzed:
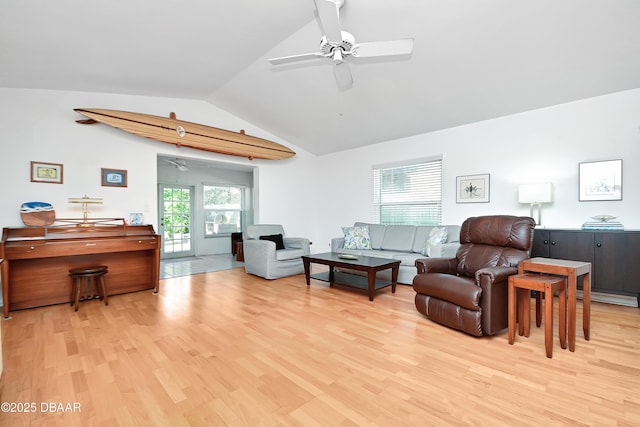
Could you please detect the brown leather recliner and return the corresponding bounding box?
[412,215,535,336]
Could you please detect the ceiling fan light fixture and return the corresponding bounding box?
[332,48,344,64]
[267,0,414,89]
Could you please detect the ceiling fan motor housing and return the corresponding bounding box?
[320,31,355,61]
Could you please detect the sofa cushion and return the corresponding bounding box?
[412,226,432,253]
[425,227,448,256]
[381,225,416,252]
[354,222,386,249]
[342,226,372,249]
[259,233,285,250]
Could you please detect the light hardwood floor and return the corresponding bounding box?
[1,267,639,426]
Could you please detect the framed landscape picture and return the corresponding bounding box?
[579,159,622,201]
[31,161,63,184]
[101,168,128,187]
[456,174,490,203]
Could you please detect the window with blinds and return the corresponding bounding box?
[373,157,443,225]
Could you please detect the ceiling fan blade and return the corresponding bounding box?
[268,52,326,65]
[333,62,353,90]
[351,38,414,58]
[314,0,342,44]
[166,159,189,171]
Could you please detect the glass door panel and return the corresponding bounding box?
[159,185,195,258]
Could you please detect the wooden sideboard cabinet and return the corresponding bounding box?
[531,228,640,306]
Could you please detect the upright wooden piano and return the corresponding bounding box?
[0,223,160,318]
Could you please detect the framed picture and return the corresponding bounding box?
[101,168,128,187]
[456,173,490,203]
[31,161,63,184]
[579,159,622,201]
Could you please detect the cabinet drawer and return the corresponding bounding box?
[4,237,158,259]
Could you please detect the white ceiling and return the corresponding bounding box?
[3,0,640,156]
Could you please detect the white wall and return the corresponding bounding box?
[1,87,639,260]
[0,88,315,243]
[312,89,640,250]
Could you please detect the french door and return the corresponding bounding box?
[159,184,195,258]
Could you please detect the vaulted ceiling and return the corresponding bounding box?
[3,0,640,155]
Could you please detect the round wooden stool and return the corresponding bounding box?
[69,265,109,312]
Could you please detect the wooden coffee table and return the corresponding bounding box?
[302,252,401,301]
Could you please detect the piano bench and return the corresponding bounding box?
[69,266,109,312]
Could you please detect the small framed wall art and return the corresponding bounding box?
[101,168,128,187]
[456,173,490,203]
[579,159,622,201]
[31,161,63,184]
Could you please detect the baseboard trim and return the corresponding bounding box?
[577,290,638,307]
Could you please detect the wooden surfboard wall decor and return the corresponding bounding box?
[74,108,296,160]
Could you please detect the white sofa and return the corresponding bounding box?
[331,222,461,284]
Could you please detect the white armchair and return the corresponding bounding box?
[243,224,310,279]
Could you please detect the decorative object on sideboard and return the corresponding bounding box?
[579,159,622,201]
[30,161,63,184]
[582,215,624,230]
[518,182,553,225]
[456,173,490,203]
[20,202,56,226]
[129,213,144,225]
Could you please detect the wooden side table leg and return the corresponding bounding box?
[535,291,542,327]
[567,270,577,352]
[523,290,531,338]
[583,272,591,341]
[559,280,567,350]
[518,287,525,337]
[508,278,516,345]
[544,283,553,358]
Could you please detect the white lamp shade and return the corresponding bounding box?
[518,183,553,204]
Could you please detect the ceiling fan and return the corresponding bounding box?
[166,159,189,172]
[268,0,414,90]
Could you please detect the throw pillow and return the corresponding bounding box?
[260,233,285,250]
[425,227,448,256]
[342,226,372,250]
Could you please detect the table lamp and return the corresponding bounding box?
[518,183,553,225]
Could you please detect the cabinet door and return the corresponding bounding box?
[594,231,640,295]
[548,230,594,264]
[531,229,594,262]
[531,229,550,257]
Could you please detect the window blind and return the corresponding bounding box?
[373,158,442,225]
